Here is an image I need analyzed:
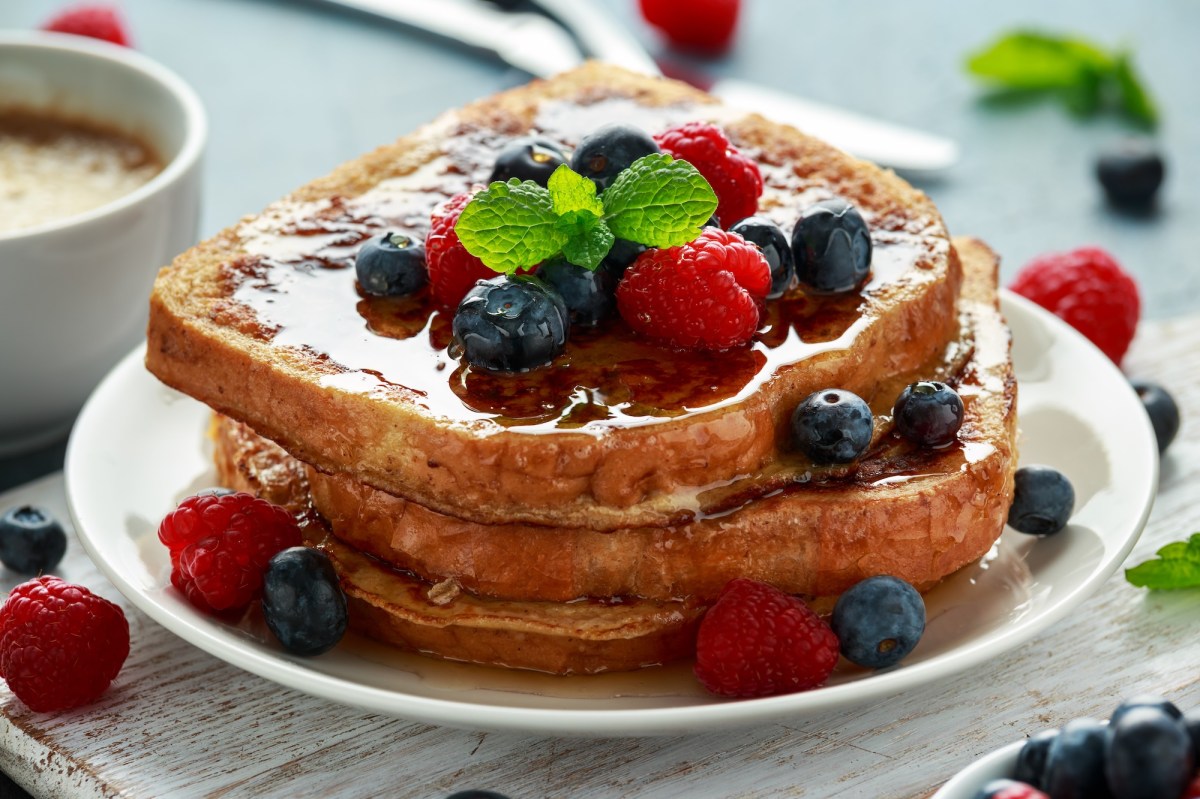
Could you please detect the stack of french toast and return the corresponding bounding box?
[145,63,1017,675]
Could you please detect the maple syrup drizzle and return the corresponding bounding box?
[231,100,949,433]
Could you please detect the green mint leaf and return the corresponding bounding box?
[455,179,568,274]
[561,220,615,271]
[966,31,1112,90]
[548,164,605,219]
[1125,533,1200,589]
[1113,51,1159,127]
[602,153,718,248]
[555,209,600,240]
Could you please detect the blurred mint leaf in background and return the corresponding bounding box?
[1126,533,1200,589]
[966,30,1158,127]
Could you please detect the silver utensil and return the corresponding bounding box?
[311,0,958,174]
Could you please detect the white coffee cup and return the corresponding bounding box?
[0,31,206,455]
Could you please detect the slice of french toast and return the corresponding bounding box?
[211,238,1015,674]
[147,62,961,532]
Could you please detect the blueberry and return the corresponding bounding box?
[355,232,427,297]
[1015,728,1058,789]
[1096,139,1165,209]
[537,258,617,327]
[488,136,567,187]
[0,505,67,575]
[790,388,874,464]
[1007,465,1075,535]
[445,792,511,799]
[830,575,925,669]
[1110,693,1183,725]
[892,381,964,448]
[569,123,660,193]
[600,238,646,281]
[792,198,872,294]
[1105,706,1193,799]
[261,547,348,656]
[973,779,1040,799]
[1042,717,1112,799]
[730,216,796,299]
[1184,708,1200,764]
[703,214,723,229]
[1131,380,1181,455]
[452,276,569,372]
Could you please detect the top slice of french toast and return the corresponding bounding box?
[146,63,962,531]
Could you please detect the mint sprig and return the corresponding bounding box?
[965,31,1158,127]
[1126,533,1200,590]
[455,155,718,274]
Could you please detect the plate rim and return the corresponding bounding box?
[65,291,1159,735]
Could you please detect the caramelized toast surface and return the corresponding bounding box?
[148,63,960,531]
[211,238,1015,673]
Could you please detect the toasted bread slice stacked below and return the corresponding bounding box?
[149,64,1018,675]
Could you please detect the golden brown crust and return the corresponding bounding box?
[214,238,1015,610]
[146,62,960,531]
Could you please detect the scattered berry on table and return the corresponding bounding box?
[830,575,925,669]
[1109,693,1183,724]
[42,4,131,46]
[1009,246,1140,365]
[1041,717,1110,799]
[537,258,618,327]
[616,227,770,351]
[157,491,302,614]
[1185,708,1200,765]
[488,136,567,187]
[1007,465,1074,536]
[638,0,740,54]
[892,381,964,448]
[0,575,129,712]
[0,505,67,574]
[1104,705,1193,799]
[694,578,839,698]
[973,779,1049,799]
[790,389,874,465]
[654,122,763,226]
[730,216,796,299]
[792,198,873,294]
[445,791,512,799]
[1015,728,1058,789]
[452,276,569,372]
[1096,139,1165,209]
[427,191,496,308]
[1130,380,1181,455]
[262,547,348,656]
[355,232,427,297]
[569,123,660,193]
[1185,774,1200,799]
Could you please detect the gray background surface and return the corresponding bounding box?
[4,0,1197,315]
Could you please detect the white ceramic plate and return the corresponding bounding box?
[932,741,1024,798]
[65,293,1158,736]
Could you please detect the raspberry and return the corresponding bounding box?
[977,780,1049,799]
[157,491,302,614]
[1009,246,1140,365]
[426,191,496,308]
[694,578,839,698]
[42,4,131,46]
[617,228,769,350]
[639,0,740,54]
[654,122,762,226]
[1184,774,1200,799]
[0,576,129,712]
